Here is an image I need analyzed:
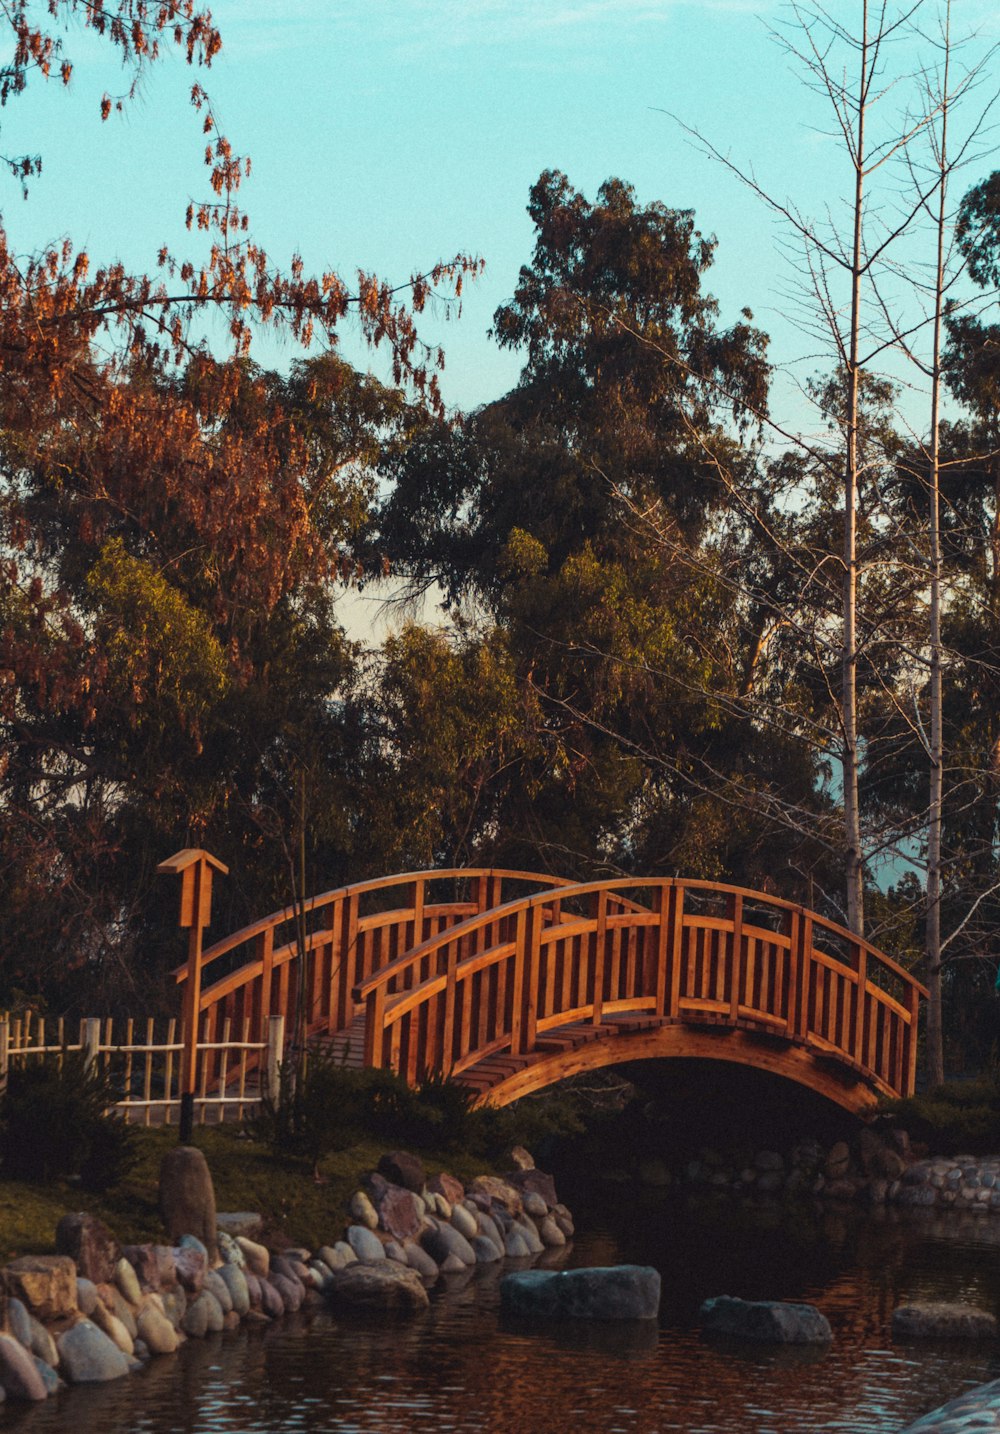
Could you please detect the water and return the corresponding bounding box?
[5,1195,1000,1434]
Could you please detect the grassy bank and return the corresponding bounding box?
[0,1125,502,1261]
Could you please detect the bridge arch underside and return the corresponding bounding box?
[463,1024,881,1115]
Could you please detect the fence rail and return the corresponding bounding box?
[0,1012,285,1125]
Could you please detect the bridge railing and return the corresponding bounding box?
[173,867,570,1081]
[352,878,928,1100]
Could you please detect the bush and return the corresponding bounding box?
[884,1075,1000,1155]
[0,1052,137,1189]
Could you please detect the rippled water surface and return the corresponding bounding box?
[5,1195,1000,1434]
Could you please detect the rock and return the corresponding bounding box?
[318,1245,346,1273]
[377,1151,426,1193]
[384,1241,407,1264]
[271,1274,303,1312]
[0,1332,48,1401]
[429,1193,451,1219]
[421,1221,476,1267]
[178,1233,208,1258]
[372,1184,424,1242]
[757,1172,784,1195]
[349,1190,379,1230]
[6,1297,31,1349]
[502,1266,661,1321]
[824,1141,851,1180]
[136,1306,179,1355]
[218,1263,250,1316]
[522,1191,549,1220]
[91,1301,134,1356]
[58,1321,131,1383]
[200,1289,226,1333]
[158,1147,219,1263]
[471,1236,503,1263]
[509,1145,535,1171]
[637,1158,671,1188]
[755,1151,784,1172]
[114,1256,142,1307]
[469,1175,524,1216]
[5,1255,78,1322]
[427,1172,465,1206]
[477,1210,505,1248]
[32,1356,60,1396]
[325,1263,430,1313]
[700,1296,832,1344]
[346,1225,386,1264]
[181,1292,210,1339]
[99,1284,138,1338]
[216,1212,263,1240]
[202,1269,233,1314]
[217,1232,245,1268]
[439,1253,467,1274]
[27,1315,58,1369]
[55,1213,121,1285]
[555,1214,574,1240]
[539,1216,566,1248]
[235,1237,269,1279]
[504,1229,532,1259]
[513,1216,544,1255]
[449,1203,478,1240]
[898,1376,1000,1432]
[161,1289,187,1329]
[892,1302,998,1339]
[257,1279,284,1320]
[173,1246,206,1294]
[122,1245,162,1292]
[76,1278,98,1316]
[402,1242,439,1282]
[333,1241,358,1266]
[509,1168,558,1208]
[858,1128,906,1180]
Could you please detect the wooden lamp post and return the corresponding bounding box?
[157,848,229,1144]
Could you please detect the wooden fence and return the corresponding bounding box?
[0,1011,286,1125]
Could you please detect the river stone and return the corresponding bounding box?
[243,1271,262,1310]
[0,1333,48,1401]
[509,1146,535,1171]
[334,1241,358,1266]
[97,1283,138,1339]
[58,1321,131,1383]
[91,1301,134,1356]
[349,1190,379,1230]
[217,1231,245,1269]
[216,1213,263,1240]
[449,1202,478,1241]
[439,1253,467,1274]
[377,1151,427,1193]
[181,1292,210,1338]
[114,1256,142,1307]
[6,1297,31,1349]
[318,1246,346,1273]
[161,1288,187,1329]
[203,1269,233,1314]
[137,1306,179,1355]
[514,1216,544,1255]
[28,1315,58,1369]
[504,1229,532,1259]
[218,1263,250,1316]
[510,1168,558,1208]
[122,1245,161,1293]
[272,1273,303,1313]
[173,1246,207,1294]
[4,1256,77,1322]
[427,1172,465,1207]
[858,1128,906,1180]
[403,1242,439,1282]
[325,1262,430,1314]
[235,1237,269,1279]
[347,1226,386,1264]
[898,1376,1000,1432]
[825,1141,851,1180]
[471,1235,503,1264]
[76,1278,98,1316]
[469,1176,523,1216]
[56,1213,121,1286]
[421,1221,476,1267]
[522,1191,549,1220]
[476,1211,504,1248]
[892,1302,999,1339]
[258,1279,285,1320]
[159,1147,218,1264]
[701,1296,832,1344]
[502,1266,662,1321]
[32,1355,60,1396]
[539,1216,567,1248]
[375,1184,424,1241]
[385,1241,408,1264]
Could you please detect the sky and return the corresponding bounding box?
[4,0,1000,639]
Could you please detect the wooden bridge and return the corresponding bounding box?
[164,858,928,1116]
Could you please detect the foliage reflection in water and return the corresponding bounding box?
[4,1197,1000,1433]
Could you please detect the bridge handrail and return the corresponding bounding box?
[174,866,572,986]
[353,877,928,1003]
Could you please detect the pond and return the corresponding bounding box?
[3,1192,1000,1434]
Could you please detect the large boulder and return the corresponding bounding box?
[892,1302,998,1339]
[427,1172,465,1206]
[377,1151,426,1193]
[3,1255,78,1322]
[898,1377,1000,1432]
[700,1296,832,1344]
[325,1262,430,1314]
[501,1266,661,1321]
[158,1146,218,1263]
[58,1320,131,1383]
[55,1213,120,1285]
[468,1176,523,1216]
[509,1167,558,1209]
[372,1183,424,1242]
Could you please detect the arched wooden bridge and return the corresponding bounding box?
[166,861,928,1115]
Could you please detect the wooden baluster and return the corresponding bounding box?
[905,981,920,1096]
[591,890,608,1026]
[728,893,744,1021]
[441,938,460,1075]
[413,878,426,947]
[143,1018,153,1128]
[363,986,387,1070]
[510,906,529,1056]
[218,1017,231,1123]
[258,926,275,1027]
[343,894,360,1022]
[652,885,670,1016]
[669,885,685,1018]
[165,1017,176,1125]
[328,897,345,1030]
[850,944,868,1067]
[523,903,542,1050]
[797,913,813,1039]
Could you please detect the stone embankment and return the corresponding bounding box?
[646,1126,1000,1213]
[0,1144,575,1405]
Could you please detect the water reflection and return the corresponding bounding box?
[4,1196,1000,1433]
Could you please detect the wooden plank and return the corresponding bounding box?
[728,893,743,1020]
[591,891,608,1025]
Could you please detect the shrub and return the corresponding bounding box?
[883,1075,1000,1155]
[0,1051,137,1189]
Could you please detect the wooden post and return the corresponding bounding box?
[265,1014,285,1102]
[0,1017,8,1096]
[591,889,608,1025]
[157,848,229,1144]
[728,892,744,1021]
[82,1017,101,1072]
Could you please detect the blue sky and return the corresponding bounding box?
[4,1,999,418]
